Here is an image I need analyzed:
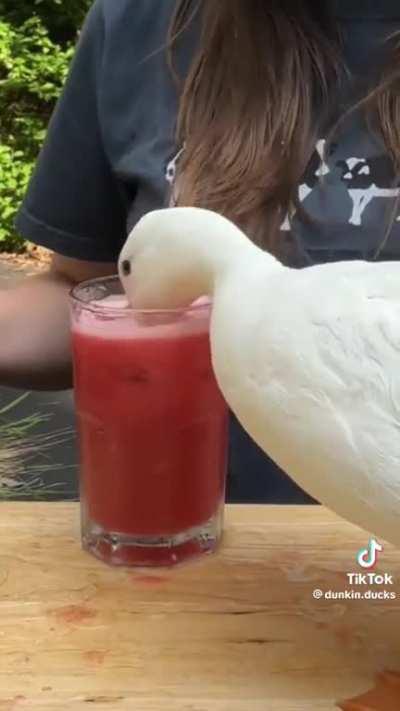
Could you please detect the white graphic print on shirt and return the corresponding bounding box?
[336,157,400,225]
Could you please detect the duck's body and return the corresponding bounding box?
[119,208,400,548]
[212,258,400,545]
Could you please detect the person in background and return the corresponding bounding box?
[1,0,398,503]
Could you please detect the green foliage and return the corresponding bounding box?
[0,2,90,251]
[0,145,33,249]
[0,0,91,42]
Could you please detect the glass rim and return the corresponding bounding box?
[69,275,211,316]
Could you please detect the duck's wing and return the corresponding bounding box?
[244,258,400,457]
[299,259,400,473]
[295,260,400,401]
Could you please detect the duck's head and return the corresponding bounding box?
[118,206,262,310]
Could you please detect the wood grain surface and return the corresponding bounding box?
[0,503,399,710]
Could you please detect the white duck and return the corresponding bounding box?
[118,207,400,548]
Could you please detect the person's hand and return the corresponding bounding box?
[0,255,116,391]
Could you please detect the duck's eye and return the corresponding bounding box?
[122,259,131,276]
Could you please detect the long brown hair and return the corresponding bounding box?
[168,1,400,256]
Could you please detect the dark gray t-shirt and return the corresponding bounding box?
[15,0,400,503]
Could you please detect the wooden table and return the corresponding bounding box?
[1,504,400,710]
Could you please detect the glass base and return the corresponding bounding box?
[82,507,224,567]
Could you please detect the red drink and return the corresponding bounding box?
[70,277,228,567]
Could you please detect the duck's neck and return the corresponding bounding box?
[174,221,281,301]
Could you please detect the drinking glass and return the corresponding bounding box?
[70,276,228,566]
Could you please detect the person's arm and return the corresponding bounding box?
[0,255,116,391]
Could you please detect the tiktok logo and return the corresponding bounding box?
[357,538,384,569]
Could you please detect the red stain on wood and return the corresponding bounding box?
[131,574,168,585]
[50,604,97,625]
[335,625,355,647]
[334,624,365,652]
[316,622,328,630]
[338,670,400,710]
[83,650,107,665]
[0,698,26,711]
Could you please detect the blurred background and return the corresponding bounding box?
[0,0,91,252]
[0,1,92,500]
